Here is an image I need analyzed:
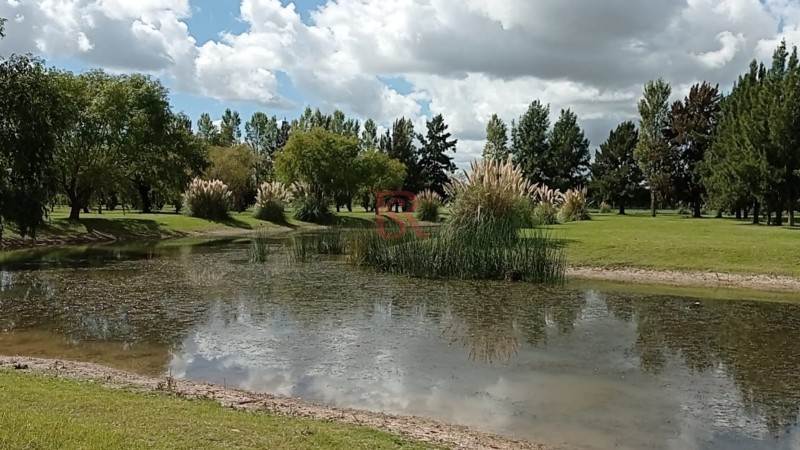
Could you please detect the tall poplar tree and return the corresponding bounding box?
[634,78,673,217]
[482,114,509,161]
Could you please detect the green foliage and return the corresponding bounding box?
[205,145,259,212]
[219,108,242,147]
[245,112,280,182]
[511,100,550,185]
[559,188,591,223]
[356,150,406,212]
[668,82,721,218]
[417,114,457,197]
[533,202,559,225]
[348,224,564,283]
[381,118,421,194]
[196,113,221,145]
[292,194,333,224]
[482,114,509,161]
[634,78,673,217]
[361,118,378,151]
[414,190,442,222]
[275,128,360,208]
[183,178,231,220]
[287,230,346,263]
[591,121,643,215]
[0,54,64,237]
[548,109,591,190]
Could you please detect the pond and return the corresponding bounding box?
[1,239,800,450]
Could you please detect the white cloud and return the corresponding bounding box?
[2,0,800,162]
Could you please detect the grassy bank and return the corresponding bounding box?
[547,210,800,277]
[0,370,438,450]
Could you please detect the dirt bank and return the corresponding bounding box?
[567,266,800,293]
[0,356,550,450]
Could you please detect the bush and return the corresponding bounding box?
[289,182,333,224]
[183,178,231,220]
[599,201,612,214]
[533,202,559,225]
[414,190,442,222]
[445,156,536,237]
[559,188,591,223]
[254,182,292,223]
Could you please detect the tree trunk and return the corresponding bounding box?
[650,191,657,217]
[136,183,153,214]
[774,208,783,227]
[752,201,760,225]
[790,208,796,227]
[715,210,723,219]
[735,209,742,220]
[69,203,81,221]
[82,206,90,214]
[693,200,702,218]
[619,204,626,215]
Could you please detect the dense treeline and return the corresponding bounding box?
[2,11,799,237]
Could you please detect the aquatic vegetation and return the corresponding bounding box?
[254,182,292,223]
[287,230,346,263]
[248,228,271,263]
[183,178,231,220]
[559,187,591,223]
[414,190,442,222]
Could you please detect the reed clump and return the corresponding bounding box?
[248,228,271,263]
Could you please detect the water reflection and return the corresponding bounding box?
[1,242,800,449]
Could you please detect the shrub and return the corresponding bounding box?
[183,178,231,220]
[254,182,292,223]
[445,156,536,239]
[533,202,559,225]
[559,187,591,223]
[599,201,612,214]
[532,185,565,207]
[414,190,442,222]
[290,182,333,224]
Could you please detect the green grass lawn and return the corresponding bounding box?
[0,370,438,450]
[545,210,800,277]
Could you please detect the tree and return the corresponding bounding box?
[417,114,457,197]
[219,109,241,147]
[591,122,643,214]
[205,145,260,212]
[245,112,279,181]
[384,118,422,195]
[668,82,721,218]
[356,150,406,212]
[196,113,221,145]
[548,109,591,190]
[705,62,768,224]
[274,128,360,205]
[361,119,378,151]
[0,54,64,236]
[511,101,551,185]
[482,114,509,161]
[634,79,673,217]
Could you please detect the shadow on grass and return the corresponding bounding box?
[67,218,165,236]
[210,216,254,230]
[334,215,377,229]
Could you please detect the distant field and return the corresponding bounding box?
[545,210,800,277]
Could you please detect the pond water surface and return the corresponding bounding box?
[1,240,800,450]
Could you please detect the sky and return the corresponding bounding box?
[2,0,800,167]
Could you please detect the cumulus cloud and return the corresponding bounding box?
[1,0,800,162]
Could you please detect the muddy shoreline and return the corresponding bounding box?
[567,266,800,293]
[0,356,549,450]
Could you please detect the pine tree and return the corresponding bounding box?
[220,108,241,147]
[511,100,550,185]
[196,113,220,145]
[549,109,590,190]
[591,121,642,214]
[482,114,509,161]
[417,114,457,197]
[386,118,421,196]
[668,82,721,218]
[361,119,378,151]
